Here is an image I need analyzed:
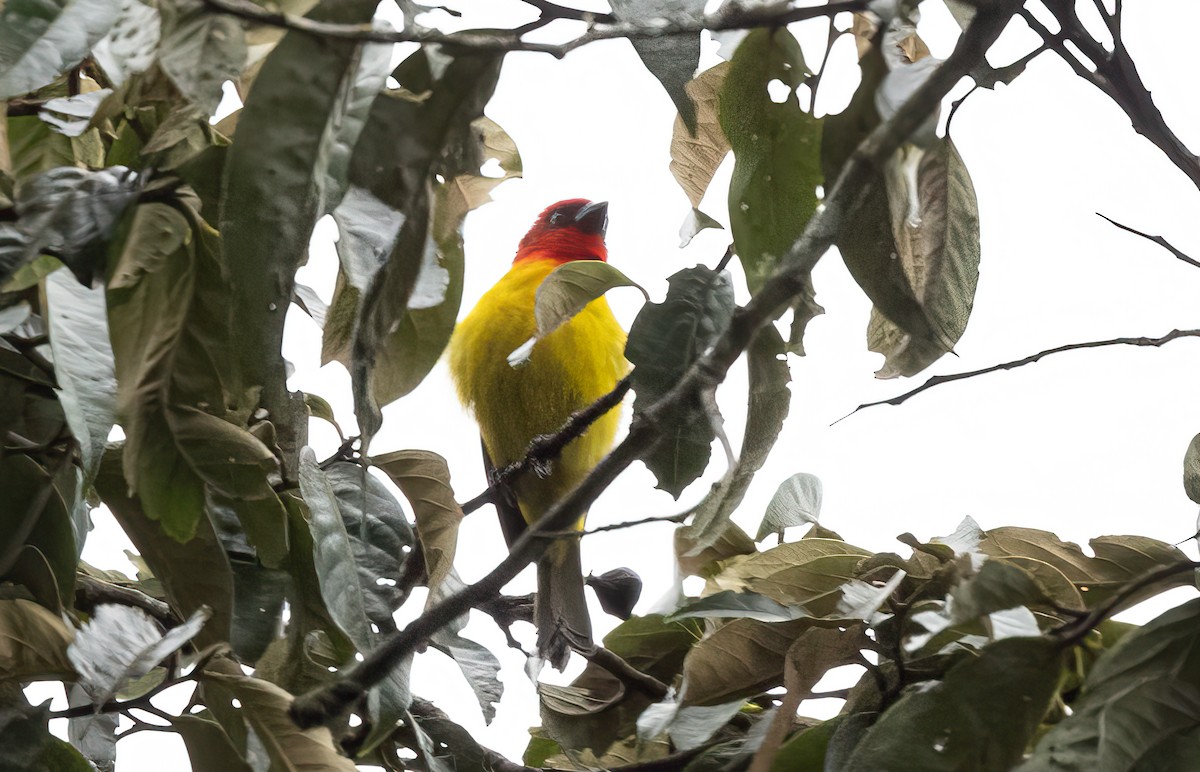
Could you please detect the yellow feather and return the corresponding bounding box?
[448,258,627,523]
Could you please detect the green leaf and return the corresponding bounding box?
[821,47,934,352]
[675,520,756,577]
[95,448,235,649]
[141,105,229,171]
[757,472,822,542]
[374,449,461,595]
[340,48,507,444]
[6,113,73,184]
[368,117,522,404]
[1185,433,1200,505]
[711,538,873,616]
[104,200,235,546]
[219,0,379,470]
[669,589,809,623]
[0,598,75,680]
[867,138,981,378]
[979,527,1192,610]
[1,455,79,607]
[611,0,704,133]
[427,574,504,724]
[539,614,699,753]
[684,325,791,549]
[322,460,414,630]
[158,8,247,115]
[167,712,254,772]
[201,668,358,772]
[0,700,92,771]
[508,260,645,366]
[771,716,844,772]
[720,28,822,293]
[296,452,374,651]
[0,0,120,99]
[296,451,412,752]
[11,165,140,285]
[680,617,811,707]
[1022,599,1200,771]
[845,637,1065,771]
[625,265,735,497]
[669,62,730,210]
[44,269,116,483]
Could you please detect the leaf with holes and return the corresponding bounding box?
[720,28,821,294]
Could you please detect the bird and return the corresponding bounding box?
[448,199,626,669]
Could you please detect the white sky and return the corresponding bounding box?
[36,0,1200,766]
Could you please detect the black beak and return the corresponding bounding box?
[574,200,608,236]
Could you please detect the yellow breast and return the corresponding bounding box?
[448,258,627,522]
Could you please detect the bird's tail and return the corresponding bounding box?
[536,538,592,670]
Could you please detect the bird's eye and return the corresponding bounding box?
[549,212,565,225]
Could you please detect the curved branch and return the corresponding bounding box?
[1097,213,1200,270]
[288,0,1025,729]
[837,329,1200,421]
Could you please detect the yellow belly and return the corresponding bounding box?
[448,259,627,523]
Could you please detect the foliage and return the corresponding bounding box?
[1,0,1198,770]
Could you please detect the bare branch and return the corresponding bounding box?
[577,645,670,700]
[198,0,869,57]
[838,329,1200,421]
[288,1,1025,729]
[1053,560,1200,648]
[1028,2,1200,189]
[1097,213,1200,270]
[75,573,178,630]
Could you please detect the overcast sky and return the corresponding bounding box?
[53,0,1200,765]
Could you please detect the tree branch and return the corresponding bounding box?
[460,374,633,515]
[1031,1,1200,189]
[1097,213,1200,270]
[198,0,869,58]
[1053,560,1200,648]
[288,0,1024,729]
[578,645,670,701]
[74,573,178,629]
[838,329,1200,421]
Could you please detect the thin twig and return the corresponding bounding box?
[1097,213,1200,269]
[288,1,1024,729]
[460,375,633,515]
[578,645,670,700]
[197,0,868,58]
[1053,561,1200,648]
[837,329,1200,422]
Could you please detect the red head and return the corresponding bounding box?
[514,199,609,264]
